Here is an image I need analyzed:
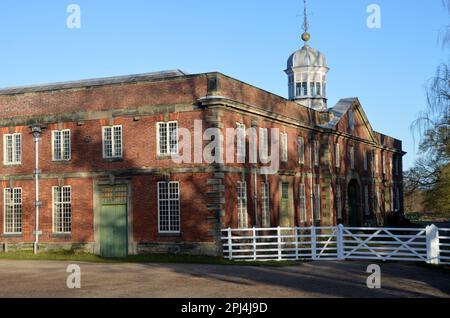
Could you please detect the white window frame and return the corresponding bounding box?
[259,128,269,162]
[281,133,288,163]
[157,121,179,157]
[236,123,246,163]
[298,137,305,165]
[3,133,22,165]
[52,129,71,161]
[237,182,248,229]
[102,125,123,159]
[52,186,72,234]
[157,181,181,234]
[261,182,270,228]
[3,187,22,234]
[299,184,306,223]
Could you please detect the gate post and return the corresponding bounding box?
[277,226,282,261]
[252,227,257,261]
[426,225,440,265]
[311,226,317,260]
[337,224,345,260]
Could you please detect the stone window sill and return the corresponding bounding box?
[103,158,124,163]
[157,155,175,160]
[51,234,72,239]
[52,160,72,165]
[2,234,23,238]
[157,233,181,238]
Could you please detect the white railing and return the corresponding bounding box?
[221,224,449,265]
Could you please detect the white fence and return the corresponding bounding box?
[221,225,450,265]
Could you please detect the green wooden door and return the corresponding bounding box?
[100,185,128,258]
[348,181,359,227]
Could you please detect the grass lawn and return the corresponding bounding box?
[406,211,450,224]
[0,251,297,267]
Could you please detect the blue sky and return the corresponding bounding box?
[0,0,448,169]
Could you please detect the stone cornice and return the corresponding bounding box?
[200,96,403,154]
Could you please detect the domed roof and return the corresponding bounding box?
[287,45,327,69]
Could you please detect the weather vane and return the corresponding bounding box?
[302,0,311,44]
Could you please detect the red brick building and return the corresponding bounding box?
[0,40,404,257]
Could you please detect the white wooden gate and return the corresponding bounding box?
[221,225,449,265]
[439,228,450,264]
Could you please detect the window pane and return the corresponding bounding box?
[296,83,301,96]
[14,134,21,163]
[237,182,248,228]
[158,123,168,155]
[168,122,178,155]
[103,127,113,158]
[310,82,316,96]
[63,130,71,160]
[158,182,180,233]
[4,188,22,233]
[53,131,62,161]
[5,135,13,163]
[53,186,72,233]
[113,126,122,157]
[281,133,288,162]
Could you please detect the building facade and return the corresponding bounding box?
[0,39,405,257]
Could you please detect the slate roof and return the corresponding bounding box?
[0,69,188,95]
[320,97,358,129]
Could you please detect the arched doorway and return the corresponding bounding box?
[347,179,361,227]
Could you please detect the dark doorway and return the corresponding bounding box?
[347,180,361,227]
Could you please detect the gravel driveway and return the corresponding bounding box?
[0,260,448,298]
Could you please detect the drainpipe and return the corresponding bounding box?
[251,123,258,227]
[31,126,42,255]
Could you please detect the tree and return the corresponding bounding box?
[406,0,450,216]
